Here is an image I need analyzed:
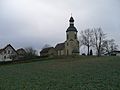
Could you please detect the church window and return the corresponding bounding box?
[75,34,77,39]
[67,34,69,39]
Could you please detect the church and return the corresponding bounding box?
[40,16,79,56]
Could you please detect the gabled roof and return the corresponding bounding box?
[40,47,54,54]
[17,48,26,54]
[55,43,65,50]
[66,26,78,32]
[0,44,17,54]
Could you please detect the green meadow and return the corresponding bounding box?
[0,56,120,90]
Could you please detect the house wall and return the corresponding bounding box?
[0,46,17,61]
[0,55,3,61]
[48,49,57,56]
[40,53,48,56]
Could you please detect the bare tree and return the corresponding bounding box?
[102,39,118,55]
[42,44,51,49]
[80,29,93,55]
[92,28,106,56]
[25,47,37,57]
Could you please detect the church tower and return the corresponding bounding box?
[65,16,79,55]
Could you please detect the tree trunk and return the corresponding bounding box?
[87,45,90,56]
[97,49,101,57]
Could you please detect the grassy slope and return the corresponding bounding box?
[0,56,120,90]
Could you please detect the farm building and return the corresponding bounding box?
[40,47,57,57]
[17,48,26,59]
[0,44,17,62]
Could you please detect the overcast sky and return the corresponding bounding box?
[0,0,120,52]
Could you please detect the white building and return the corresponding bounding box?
[0,44,17,62]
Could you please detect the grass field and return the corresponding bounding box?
[0,56,120,90]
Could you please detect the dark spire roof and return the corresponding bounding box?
[66,16,78,32]
[69,16,74,22]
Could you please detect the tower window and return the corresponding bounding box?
[75,34,77,39]
[67,34,69,39]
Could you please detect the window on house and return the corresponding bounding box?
[10,56,12,59]
[4,56,6,59]
[8,50,10,54]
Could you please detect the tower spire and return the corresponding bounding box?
[66,15,78,32]
[69,15,74,26]
[71,13,72,17]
